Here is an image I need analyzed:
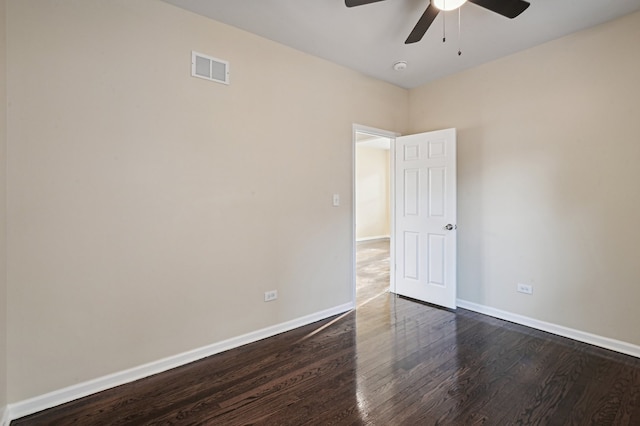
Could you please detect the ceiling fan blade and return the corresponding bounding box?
[405,4,439,44]
[467,0,530,19]
[345,0,387,7]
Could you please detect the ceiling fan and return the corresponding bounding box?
[345,0,530,44]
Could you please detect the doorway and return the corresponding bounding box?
[353,126,396,306]
[352,126,458,309]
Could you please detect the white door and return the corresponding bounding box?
[394,128,457,309]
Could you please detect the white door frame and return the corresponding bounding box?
[351,124,400,306]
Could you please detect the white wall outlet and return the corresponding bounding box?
[517,283,533,295]
[264,290,278,302]
[332,194,340,207]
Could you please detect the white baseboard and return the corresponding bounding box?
[1,406,8,426]
[7,301,354,422]
[356,235,390,242]
[457,299,640,359]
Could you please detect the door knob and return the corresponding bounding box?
[444,224,456,230]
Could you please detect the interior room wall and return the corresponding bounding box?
[0,0,8,414]
[355,145,390,240]
[5,0,409,402]
[409,11,640,346]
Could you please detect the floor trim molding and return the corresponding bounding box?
[7,301,354,422]
[457,299,640,359]
[355,235,390,242]
[1,406,8,426]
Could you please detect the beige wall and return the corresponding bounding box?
[5,0,409,401]
[0,0,7,412]
[355,146,390,240]
[410,11,640,345]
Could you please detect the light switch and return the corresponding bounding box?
[332,194,340,207]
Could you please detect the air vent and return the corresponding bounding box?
[191,51,229,85]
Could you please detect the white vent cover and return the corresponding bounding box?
[191,51,229,85]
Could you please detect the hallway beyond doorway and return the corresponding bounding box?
[356,238,390,306]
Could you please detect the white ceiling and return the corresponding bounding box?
[162,0,640,89]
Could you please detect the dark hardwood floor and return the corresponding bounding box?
[13,239,640,425]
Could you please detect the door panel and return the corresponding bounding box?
[394,129,457,309]
[404,231,420,280]
[428,233,445,286]
[404,169,420,215]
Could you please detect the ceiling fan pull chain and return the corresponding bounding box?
[442,2,446,42]
[458,7,462,55]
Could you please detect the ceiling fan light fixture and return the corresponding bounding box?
[433,0,467,11]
